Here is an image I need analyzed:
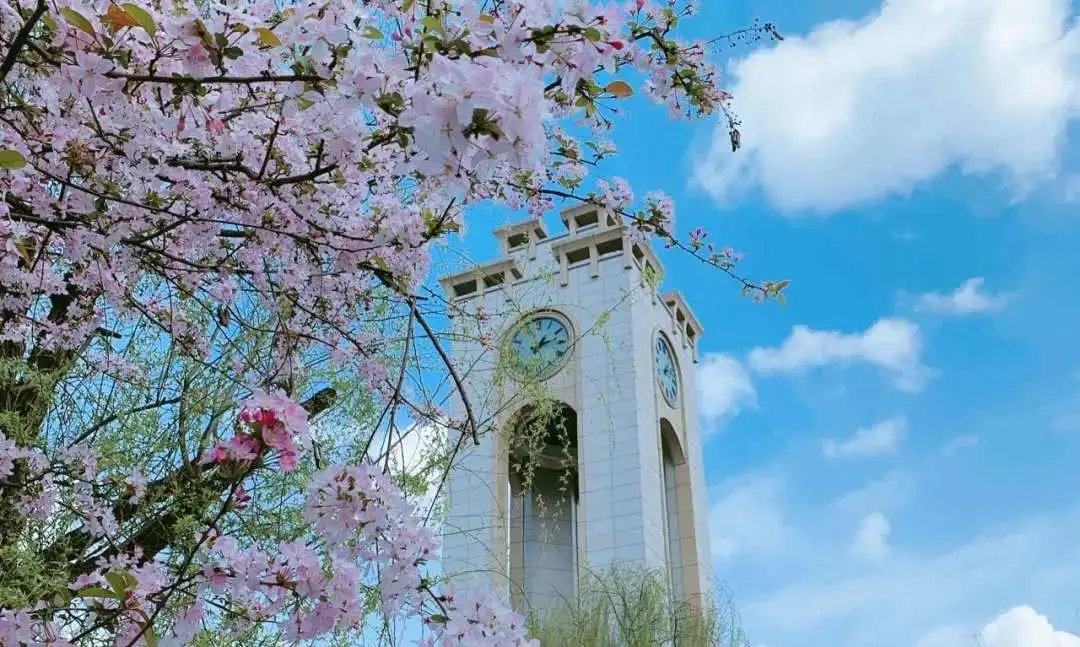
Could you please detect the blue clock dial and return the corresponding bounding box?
[509,315,571,378]
[655,335,679,404]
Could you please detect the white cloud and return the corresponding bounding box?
[980,607,1080,647]
[916,611,1080,647]
[741,505,1080,647]
[747,318,930,391]
[1047,375,1080,432]
[914,624,975,647]
[696,353,756,433]
[709,474,786,561]
[372,421,445,475]
[850,512,892,562]
[917,278,1011,315]
[368,421,448,512]
[941,434,981,455]
[1052,410,1080,432]
[823,417,906,459]
[829,469,913,518]
[693,0,1080,212]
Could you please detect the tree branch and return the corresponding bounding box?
[267,163,339,187]
[106,72,325,85]
[0,0,46,84]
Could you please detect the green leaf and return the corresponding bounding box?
[0,149,27,169]
[105,570,130,594]
[428,614,448,625]
[421,16,442,33]
[214,32,228,49]
[401,0,415,9]
[255,26,281,47]
[361,26,383,39]
[223,46,243,59]
[605,80,634,98]
[113,48,132,68]
[78,586,119,600]
[60,7,95,35]
[583,27,603,42]
[120,3,155,36]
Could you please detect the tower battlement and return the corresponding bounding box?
[438,205,702,362]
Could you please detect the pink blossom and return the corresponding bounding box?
[124,470,148,503]
[186,42,210,66]
[229,434,261,460]
[233,484,252,509]
[204,445,229,465]
[0,0,742,642]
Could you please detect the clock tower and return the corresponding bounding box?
[438,205,712,618]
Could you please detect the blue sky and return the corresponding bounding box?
[665,0,1080,644]
[448,0,1080,645]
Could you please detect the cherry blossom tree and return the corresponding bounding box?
[0,0,783,643]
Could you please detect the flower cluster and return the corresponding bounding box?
[204,390,311,472]
[0,0,729,374]
[1,398,533,646]
[0,0,751,642]
[424,591,538,647]
[0,432,122,532]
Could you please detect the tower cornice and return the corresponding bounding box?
[438,258,523,304]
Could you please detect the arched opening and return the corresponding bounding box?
[507,402,579,615]
[660,418,687,602]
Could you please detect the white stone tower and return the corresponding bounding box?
[438,206,712,617]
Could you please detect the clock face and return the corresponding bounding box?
[509,314,571,379]
[655,335,679,405]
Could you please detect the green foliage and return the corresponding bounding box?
[528,565,750,647]
[0,279,460,643]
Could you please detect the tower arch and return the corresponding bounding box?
[506,401,579,615]
[659,417,698,604]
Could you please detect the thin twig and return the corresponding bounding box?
[412,304,478,446]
